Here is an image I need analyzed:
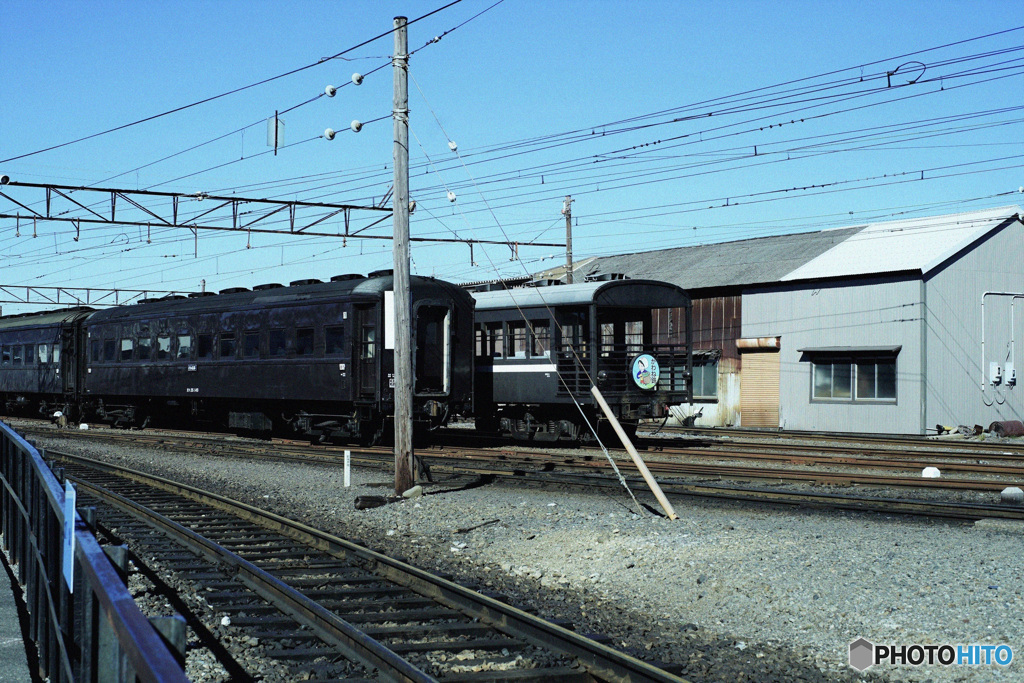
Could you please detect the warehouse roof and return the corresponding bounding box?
[782,205,1021,281]
[572,206,1021,291]
[577,226,861,289]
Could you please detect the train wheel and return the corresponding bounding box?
[360,419,386,447]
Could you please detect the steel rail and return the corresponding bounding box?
[55,451,688,683]
[519,470,1024,522]
[642,437,1024,463]
[67,470,434,683]
[667,425,1024,453]
[26,423,1024,518]
[643,444,1024,476]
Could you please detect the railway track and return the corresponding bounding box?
[21,420,1024,484]
[656,424,1024,453]
[23,419,1024,525]
[52,450,686,683]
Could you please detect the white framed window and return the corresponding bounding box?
[811,355,896,402]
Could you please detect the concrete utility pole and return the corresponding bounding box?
[562,195,574,283]
[392,16,414,494]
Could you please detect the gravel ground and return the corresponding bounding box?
[32,430,1024,682]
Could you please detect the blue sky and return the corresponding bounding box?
[1,1,1022,312]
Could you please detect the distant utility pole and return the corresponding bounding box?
[562,195,574,283]
[392,16,414,495]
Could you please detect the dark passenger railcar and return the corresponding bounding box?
[80,272,473,443]
[0,308,92,417]
[471,278,693,441]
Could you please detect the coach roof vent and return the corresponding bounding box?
[289,279,322,287]
[584,272,628,282]
[253,283,284,291]
[368,269,393,278]
[159,294,186,301]
[529,279,563,287]
[187,292,216,298]
[330,273,366,282]
[219,287,250,295]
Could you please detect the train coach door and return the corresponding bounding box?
[414,305,450,395]
[354,306,378,399]
[59,325,78,394]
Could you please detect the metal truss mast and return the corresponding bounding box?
[0,180,565,248]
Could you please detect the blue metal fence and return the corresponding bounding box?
[0,421,187,682]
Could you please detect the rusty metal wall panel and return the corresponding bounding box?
[691,295,742,358]
[740,350,779,427]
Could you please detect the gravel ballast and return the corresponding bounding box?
[34,432,1024,682]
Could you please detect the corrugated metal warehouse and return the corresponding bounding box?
[541,206,1024,435]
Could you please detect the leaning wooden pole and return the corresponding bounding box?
[590,386,678,520]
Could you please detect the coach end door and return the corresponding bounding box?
[59,325,79,394]
[354,306,378,399]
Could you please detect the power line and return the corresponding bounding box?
[0,0,466,164]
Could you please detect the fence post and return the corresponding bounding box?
[99,545,130,680]
[150,615,187,667]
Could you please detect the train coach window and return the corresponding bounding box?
[37,344,49,364]
[103,340,116,363]
[531,321,550,358]
[13,345,23,366]
[599,323,614,358]
[137,337,151,361]
[485,323,503,357]
[197,334,213,359]
[559,322,589,354]
[360,327,376,359]
[120,339,134,361]
[625,320,644,354]
[1,346,8,365]
[219,333,236,359]
[177,335,192,359]
[325,326,345,355]
[156,336,171,361]
[244,332,260,358]
[24,344,35,365]
[296,327,314,356]
[53,344,60,364]
[89,340,100,363]
[507,322,528,358]
[269,329,286,356]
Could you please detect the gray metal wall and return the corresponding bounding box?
[923,218,1024,429]
[742,276,924,433]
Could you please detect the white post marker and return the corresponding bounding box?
[344,450,351,488]
[62,480,77,592]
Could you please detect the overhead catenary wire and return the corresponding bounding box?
[3,23,1021,300]
[35,27,1018,233]
[4,1,509,235]
[0,0,468,165]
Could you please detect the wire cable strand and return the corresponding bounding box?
[0,0,465,164]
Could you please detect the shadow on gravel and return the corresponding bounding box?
[425,474,496,496]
